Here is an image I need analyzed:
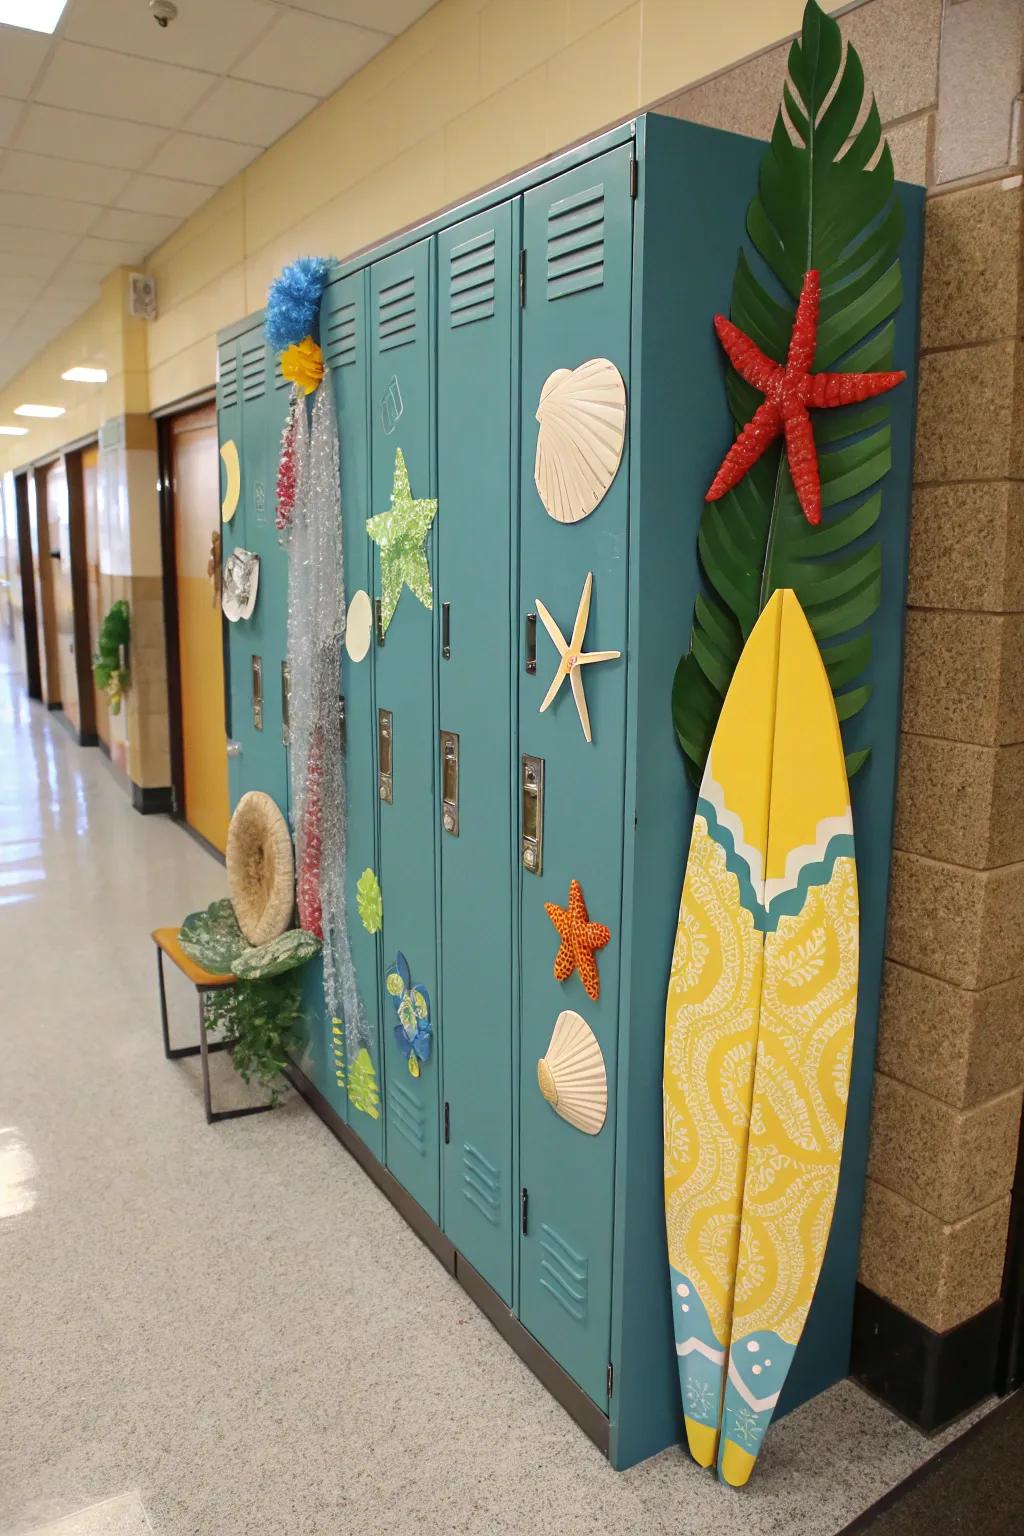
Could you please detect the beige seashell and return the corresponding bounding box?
[345,588,372,663]
[536,1009,607,1136]
[534,357,626,524]
[226,791,295,946]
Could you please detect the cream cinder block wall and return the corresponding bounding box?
[0,0,849,453]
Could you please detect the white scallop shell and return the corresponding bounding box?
[534,358,626,524]
[536,1009,607,1136]
[345,588,372,663]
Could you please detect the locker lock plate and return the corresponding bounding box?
[521,754,544,875]
[440,730,459,836]
[251,654,263,732]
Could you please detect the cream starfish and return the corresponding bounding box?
[535,571,620,744]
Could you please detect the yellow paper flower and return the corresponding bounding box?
[280,335,324,395]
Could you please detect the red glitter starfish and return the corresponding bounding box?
[705,268,906,526]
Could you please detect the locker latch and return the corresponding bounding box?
[525,612,537,674]
[443,1102,450,1145]
[378,709,393,804]
[521,1187,529,1236]
[440,730,459,836]
[281,660,290,746]
[521,755,545,875]
[442,601,451,660]
[250,654,263,731]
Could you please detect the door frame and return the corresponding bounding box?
[156,396,227,862]
[13,470,42,701]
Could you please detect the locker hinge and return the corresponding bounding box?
[628,153,638,199]
[443,1101,450,1144]
[521,1187,529,1236]
[518,248,526,307]
[607,1363,614,1399]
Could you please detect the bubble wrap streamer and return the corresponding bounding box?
[287,372,363,1060]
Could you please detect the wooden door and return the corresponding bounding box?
[171,403,230,852]
[29,468,60,707]
[46,458,79,732]
[81,445,108,747]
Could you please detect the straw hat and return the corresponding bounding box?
[226,792,295,946]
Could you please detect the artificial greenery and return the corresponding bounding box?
[204,972,305,1107]
[673,0,903,781]
[93,599,131,714]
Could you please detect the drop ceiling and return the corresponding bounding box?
[0,0,437,392]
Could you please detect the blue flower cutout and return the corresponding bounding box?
[385,951,431,1078]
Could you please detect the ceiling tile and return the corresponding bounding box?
[61,0,277,74]
[0,190,99,233]
[0,248,65,281]
[90,207,179,246]
[186,76,318,146]
[14,103,168,170]
[145,130,260,185]
[0,225,77,258]
[116,173,216,218]
[0,27,52,101]
[0,95,22,145]
[35,41,216,129]
[231,11,387,96]
[282,0,433,29]
[0,150,129,204]
[75,234,153,266]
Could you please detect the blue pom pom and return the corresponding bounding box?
[265,256,331,351]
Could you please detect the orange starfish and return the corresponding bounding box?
[545,879,611,1001]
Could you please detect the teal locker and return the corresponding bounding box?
[369,239,441,1222]
[436,202,518,1304]
[217,333,245,810]
[217,112,923,1470]
[327,268,386,1160]
[516,147,634,1409]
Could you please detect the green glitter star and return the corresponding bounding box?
[365,447,437,635]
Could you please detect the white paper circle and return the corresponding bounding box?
[346,588,372,662]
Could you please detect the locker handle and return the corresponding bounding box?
[378,708,393,804]
[375,597,385,648]
[442,601,451,660]
[521,1187,529,1236]
[440,730,459,836]
[525,612,536,674]
[251,654,263,732]
[521,755,544,875]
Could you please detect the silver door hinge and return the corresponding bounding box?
[607,1362,614,1398]
[628,154,638,199]
[519,249,526,307]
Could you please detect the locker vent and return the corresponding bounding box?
[388,1077,426,1153]
[461,1142,500,1225]
[546,183,605,301]
[539,1223,588,1321]
[448,229,495,328]
[377,274,417,352]
[272,352,290,391]
[241,338,266,402]
[218,351,238,410]
[324,300,357,369]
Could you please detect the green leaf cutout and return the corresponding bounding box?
[674,0,904,781]
[356,867,383,933]
[232,928,321,980]
[179,898,244,975]
[348,1047,380,1119]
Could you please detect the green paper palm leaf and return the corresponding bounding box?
[673,0,903,782]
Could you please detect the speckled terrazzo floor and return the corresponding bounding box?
[0,644,992,1536]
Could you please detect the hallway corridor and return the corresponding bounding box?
[0,643,1003,1536]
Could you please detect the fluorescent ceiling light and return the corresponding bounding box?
[0,1,68,33]
[14,403,65,418]
[62,366,108,384]
[0,426,29,436]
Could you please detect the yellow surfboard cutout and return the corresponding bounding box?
[220,439,240,524]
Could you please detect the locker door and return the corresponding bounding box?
[240,328,287,810]
[437,204,516,1303]
[370,240,440,1220]
[517,146,634,1408]
[267,347,295,817]
[218,336,248,811]
[326,270,386,1161]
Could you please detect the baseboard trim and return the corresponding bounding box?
[131,782,173,815]
[850,1282,1002,1432]
[285,1062,611,1459]
[171,815,226,866]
